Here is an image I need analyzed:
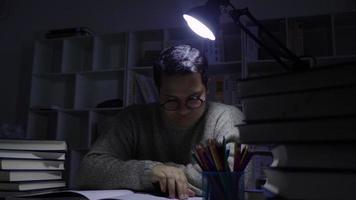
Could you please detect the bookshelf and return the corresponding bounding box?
[27,11,356,188]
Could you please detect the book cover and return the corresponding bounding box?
[0,140,67,152]
[0,171,62,182]
[270,144,356,170]
[238,62,356,98]
[134,73,158,104]
[0,159,64,170]
[241,85,356,121]
[238,116,356,143]
[0,149,65,160]
[0,180,65,191]
[263,168,356,199]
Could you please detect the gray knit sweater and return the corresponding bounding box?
[76,102,245,194]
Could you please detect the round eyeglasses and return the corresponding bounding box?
[161,96,206,111]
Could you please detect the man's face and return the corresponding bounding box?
[159,72,207,129]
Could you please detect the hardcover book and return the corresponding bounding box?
[0,180,65,191]
[263,168,356,200]
[0,171,62,182]
[0,159,64,170]
[0,149,65,160]
[0,140,67,152]
[270,144,356,170]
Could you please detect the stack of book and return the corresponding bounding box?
[0,139,67,197]
[236,62,356,200]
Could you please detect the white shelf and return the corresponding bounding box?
[32,72,77,76]
[62,37,94,72]
[33,40,63,73]
[27,10,356,151]
[126,70,158,106]
[30,75,75,108]
[128,29,164,68]
[78,68,126,74]
[74,71,125,109]
[93,33,127,71]
[208,61,243,75]
[257,18,287,60]
[221,22,242,62]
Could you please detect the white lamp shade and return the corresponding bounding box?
[183,14,216,41]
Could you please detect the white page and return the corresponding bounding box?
[67,190,134,200]
[114,193,203,200]
[17,189,202,200]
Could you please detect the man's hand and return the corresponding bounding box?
[151,164,195,199]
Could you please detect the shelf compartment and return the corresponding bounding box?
[27,109,58,140]
[30,74,75,108]
[128,29,164,67]
[221,23,242,62]
[93,33,127,71]
[56,111,89,149]
[33,39,63,73]
[126,70,158,106]
[256,18,287,60]
[288,15,333,57]
[208,61,242,75]
[208,73,240,106]
[62,37,94,72]
[74,71,125,109]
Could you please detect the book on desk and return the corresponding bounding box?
[0,139,67,196]
[237,62,356,199]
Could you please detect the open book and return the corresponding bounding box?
[10,189,203,200]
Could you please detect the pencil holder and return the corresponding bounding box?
[202,172,244,200]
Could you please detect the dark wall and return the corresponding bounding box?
[0,0,354,126]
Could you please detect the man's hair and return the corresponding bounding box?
[153,44,208,90]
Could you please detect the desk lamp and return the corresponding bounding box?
[183,0,310,71]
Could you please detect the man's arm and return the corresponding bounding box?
[76,117,162,191]
[76,116,193,199]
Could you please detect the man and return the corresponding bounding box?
[77,44,245,199]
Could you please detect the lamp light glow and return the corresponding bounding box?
[183,14,216,41]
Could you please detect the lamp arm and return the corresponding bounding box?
[228,7,309,70]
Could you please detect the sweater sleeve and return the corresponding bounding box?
[76,114,161,191]
[214,105,245,143]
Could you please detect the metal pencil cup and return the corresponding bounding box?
[202,172,244,200]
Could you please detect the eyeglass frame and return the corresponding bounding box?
[160,92,206,111]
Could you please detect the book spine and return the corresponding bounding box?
[242,85,356,121]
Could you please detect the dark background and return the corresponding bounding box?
[0,0,355,127]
